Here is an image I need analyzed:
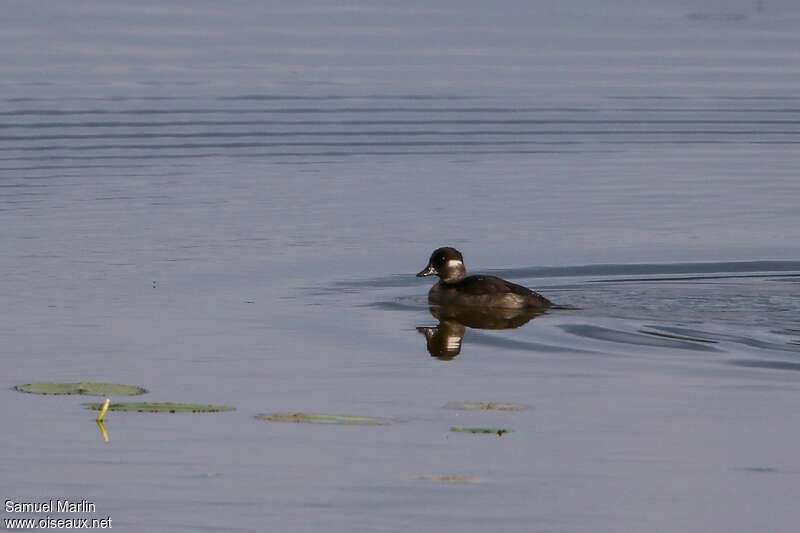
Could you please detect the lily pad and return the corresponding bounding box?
[450,426,513,436]
[84,402,234,413]
[254,412,391,426]
[444,401,529,412]
[13,382,147,396]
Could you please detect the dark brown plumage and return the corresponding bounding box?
[417,247,553,310]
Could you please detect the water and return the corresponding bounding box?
[2,1,800,532]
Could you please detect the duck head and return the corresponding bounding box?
[416,247,467,284]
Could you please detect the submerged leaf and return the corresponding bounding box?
[254,412,391,426]
[14,382,146,396]
[450,426,513,436]
[444,401,529,412]
[84,402,234,413]
[415,474,480,484]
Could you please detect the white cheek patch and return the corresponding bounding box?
[446,259,464,269]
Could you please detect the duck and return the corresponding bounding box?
[416,247,552,309]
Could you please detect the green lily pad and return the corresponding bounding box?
[13,382,147,396]
[450,426,513,436]
[444,401,529,412]
[254,412,392,426]
[84,402,234,413]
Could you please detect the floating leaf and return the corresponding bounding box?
[254,412,391,426]
[84,402,234,413]
[13,382,147,396]
[444,401,529,412]
[450,426,513,436]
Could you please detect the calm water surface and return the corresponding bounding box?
[2,1,800,532]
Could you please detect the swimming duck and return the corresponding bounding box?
[416,247,552,309]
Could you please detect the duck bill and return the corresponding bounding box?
[416,264,437,277]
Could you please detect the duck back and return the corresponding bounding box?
[429,275,552,309]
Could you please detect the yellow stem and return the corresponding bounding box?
[96,398,111,422]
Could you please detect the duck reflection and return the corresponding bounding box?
[416,305,544,360]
